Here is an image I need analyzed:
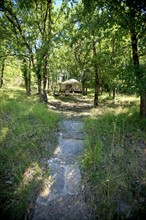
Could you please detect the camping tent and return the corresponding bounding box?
[59,79,82,93]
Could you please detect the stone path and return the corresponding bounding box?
[32,120,91,220]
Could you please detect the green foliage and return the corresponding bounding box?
[1,57,23,87]
[0,88,61,219]
[1,0,146,107]
[82,108,146,219]
[119,64,146,95]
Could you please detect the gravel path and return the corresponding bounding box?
[32,120,91,220]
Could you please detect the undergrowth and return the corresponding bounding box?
[82,108,146,220]
[0,88,61,219]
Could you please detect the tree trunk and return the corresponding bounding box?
[140,93,146,117]
[94,67,99,107]
[38,73,43,101]
[130,28,139,67]
[22,59,31,95]
[27,58,31,95]
[43,56,48,103]
[36,62,43,101]
[82,80,86,96]
[82,86,87,95]
[92,40,99,107]
[112,88,116,100]
[47,67,50,93]
[0,58,5,88]
[130,27,146,117]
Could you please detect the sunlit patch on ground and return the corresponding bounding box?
[47,93,140,118]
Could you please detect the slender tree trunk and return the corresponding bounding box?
[43,56,48,103]
[47,76,50,93]
[130,27,146,117]
[82,82,85,95]
[112,88,116,100]
[22,59,31,95]
[92,40,99,107]
[47,66,50,93]
[82,73,87,95]
[94,67,99,107]
[130,28,139,67]
[38,74,42,100]
[27,58,31,95]
[82,84,87,95]
[0,58,5,88]
[36,61,43,101]
[111,38,116,100]
[109,89,111,97]
[140,93,146,117]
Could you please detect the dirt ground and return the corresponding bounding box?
[47,94,94,118]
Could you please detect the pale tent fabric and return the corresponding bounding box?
[62,79,80,85]
[60,79,82,92]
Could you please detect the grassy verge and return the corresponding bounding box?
[0,88,61,219]
[82,99,146,220]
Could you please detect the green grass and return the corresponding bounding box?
[82,103,146,220]
[0,87,61,219]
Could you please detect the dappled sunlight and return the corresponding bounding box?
[0,127,9,143]
[21,162,43,186]
[90,107,105,115]
[10,161,54,218]
[32,119,87,219]
[47,92,140,119]
[87,105,133,118]
[0,88,61,219]
[118,95,139,102]
[0,87,39,105]
[1,87,26,100]
[54,146,61,156]
[47,94,93,117]
[36,174,55,203]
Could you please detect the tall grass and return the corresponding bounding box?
[82,108,146,220]
[0,88,61,219]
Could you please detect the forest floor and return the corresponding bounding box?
[47,93,93,118]
[46,92,139,118]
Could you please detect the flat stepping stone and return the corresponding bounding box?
[54,139,83,158]
[59,121,84,140]
[35,163,82,206]
[60,121,84,132]
[33,195,90,220]
[64,164,81,195]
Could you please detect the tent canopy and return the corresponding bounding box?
[62,79,81,85]
[59,79,82,92]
